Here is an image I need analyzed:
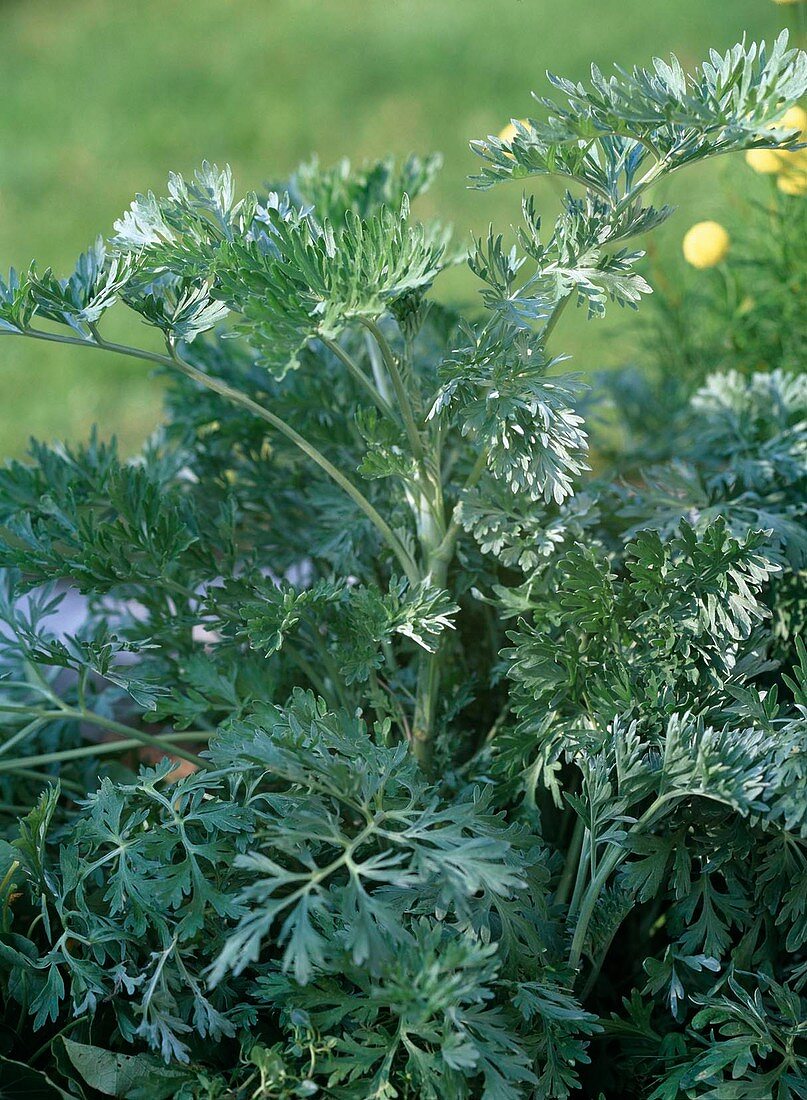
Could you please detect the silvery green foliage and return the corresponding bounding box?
[471,33,807,193]
[429,325,589,504]
[0,36,805,1100]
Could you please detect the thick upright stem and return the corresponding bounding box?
[355,319,452,768]
[405,285,573,767]
[411,651,441,770]
[409,516,454,769]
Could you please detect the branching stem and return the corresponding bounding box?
[358,317,426,467]
[0,326,419,585]
[320,335,398,421]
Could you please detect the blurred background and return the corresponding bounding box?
[0,0,797,456]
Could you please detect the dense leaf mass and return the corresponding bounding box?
[0,34,805,1099]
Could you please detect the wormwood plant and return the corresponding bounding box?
[0,34,805,1099]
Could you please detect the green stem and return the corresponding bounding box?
[364,330,395,406]
[556,816,585,909]
[567,828,591,920]
[409,281,574,768]
[0,731,210,773]
[434,447,488,567]
[580,924,620,1000]
[611,130,663,161]
[371,672,411,742]
[29,1016,88,1066]
[165,340,418,583]
[410,651,441,770]
[483,699,512,746]
[10,767,84,794]
[286,644,331,701]
[568,844,623,973]
[0,859,19,897]
[320,335,398,420]
[0,717,48,758]
[568,791,684,973]
[305,630,351,712]
[63,709,209,768]
[357,319,453,767]
[540,291,573,344]
[0,702,56,714]
[358,317,426,466]
[0,702,209,769]
[0,327,419,586]
[409,492,453,769]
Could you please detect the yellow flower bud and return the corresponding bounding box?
[745,148,784,174]
[682,221,730,269]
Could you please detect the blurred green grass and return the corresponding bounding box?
[0,0,786,456]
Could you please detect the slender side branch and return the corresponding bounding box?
[567,790,700,975]
[0,702,209,769]
[540,291,573,345]
[0,731,211,773]
[165,344,419,583]
[10,767,84,795]
[433,447,488,568]
[364,331,395,407]
[319,335,398,421]
[0,327,419,585]
[568,844,625,973]
[358,317,426,466]
[555,816,586,909]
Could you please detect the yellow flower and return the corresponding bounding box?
[779,105,807,134]
[682,221,730,269]
[772,0,804,6]
[745,148,784,174]
[498,121,520,145]
[746,105,806,174]
[498,119,529,159]
[773,108,807,195]
[778,170,807,195]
